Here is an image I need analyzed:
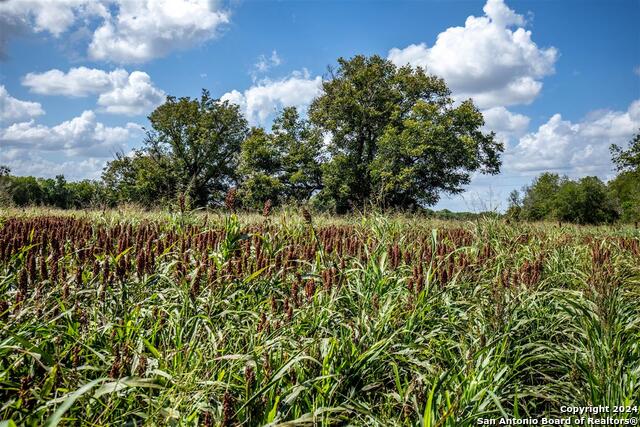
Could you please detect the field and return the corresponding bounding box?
[1,209,639,426]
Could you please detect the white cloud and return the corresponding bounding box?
[97,71,166,115]
[0,0,107,37]
[253,50,282,77]
[507,99,640,176]
[221,70,322,125]
[88,0,230,63]
[635,66,640,76]
[0,0,107,57]
[482,106,530,143]
[22,67,165,116]
[0,0,229,63]
[388,0,557,109]
[0,110,140,155]
[481,106,530,151]
[0,85,45,124]
[23,67,123,97]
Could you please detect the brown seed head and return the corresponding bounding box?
[225,187,237,212]
[263,199,273,217]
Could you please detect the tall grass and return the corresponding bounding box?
[0,209,638,426]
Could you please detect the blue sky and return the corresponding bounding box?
[0,0,638,211]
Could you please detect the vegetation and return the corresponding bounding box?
[2,54,502,215]
[501,130,640,226]
[609,131,640,224]
[0,172,106,210]
[237,107,323,209]
[0,57,637,225]
[509,173,619,225]
[103,91,249,207]
[308,55,501,212]
[1,209,638,425]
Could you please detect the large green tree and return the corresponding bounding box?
[372,100,501,208]
[141,90,249,206]
[237,107,322,208]
[309,54,501,212]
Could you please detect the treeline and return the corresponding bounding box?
[96,55,503,213]
[507,133,640,225]
[1,54,638,224]
[0,170,106,209]
[3,55,502,214]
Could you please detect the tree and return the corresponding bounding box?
[237,107,322,208]
[40,175,71,209]
[574,176,618,224]
[552,179,581,223]
[272,107,323,203]
[609,131,640,225]
[505,189,522,220]
[521,173,563,221]
[610,130,640,172]
[143,90,249,206]
[520,173,618,224]
[309,54,501,212]
[102,151,178,207]
[66,180,107,209]
[7,176,45,206]
[371,100,501,208]
[237,127,283,209]
[608,171,640,224]
[0,166,12,207]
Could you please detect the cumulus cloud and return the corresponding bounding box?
[221,70,322,125]
[23,67,122,97]
[22,67,165,115]
[0,85,45,124]
[96,71,166,115]
[0,110,140,155]
[388,0,558,109]
[0,0,229,63]
[88,0,230,63]
[0,0,107,57]
[0,0,107,36]
[482,106,530,145]
[507,99,640,176]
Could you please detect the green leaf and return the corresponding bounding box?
[44,378,105,427]
[267,395,280,423]
[93,377,162,398]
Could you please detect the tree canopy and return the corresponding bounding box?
[309,55,502,212]
[513,173,620,225]
[102,90,249,208]
[237,107,322,208]
[4,54,637,225]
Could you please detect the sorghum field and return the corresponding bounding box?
[1,209,639,426]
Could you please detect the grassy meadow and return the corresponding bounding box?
[1,208,639,426]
